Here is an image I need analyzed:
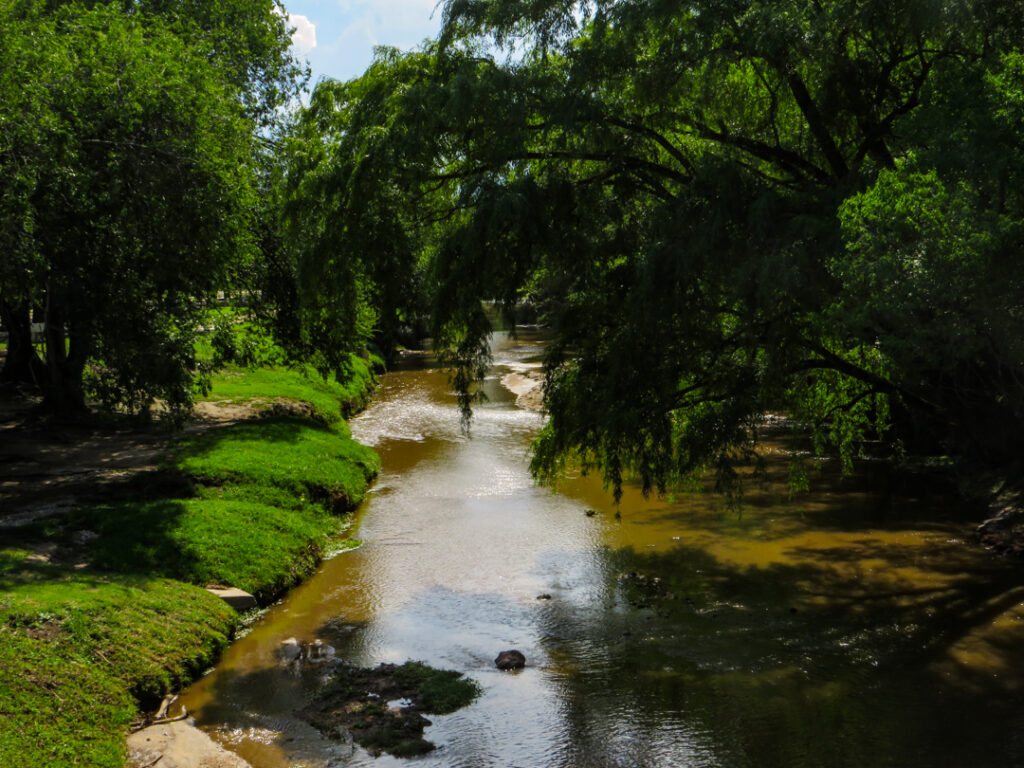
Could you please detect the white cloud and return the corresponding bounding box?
[282,0,442,81]
[289,13,318,55]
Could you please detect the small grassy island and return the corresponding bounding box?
[299,661,480,757]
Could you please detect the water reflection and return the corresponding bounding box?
[178,330,1024,767]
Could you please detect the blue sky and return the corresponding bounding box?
[280,0,443,84]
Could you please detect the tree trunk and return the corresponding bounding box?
[0,298,44,387]
[40,289,90,417]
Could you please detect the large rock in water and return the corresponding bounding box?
[494,650,526,670]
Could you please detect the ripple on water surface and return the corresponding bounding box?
[177,331,1024,768]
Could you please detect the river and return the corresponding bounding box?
[178,329,1024,767]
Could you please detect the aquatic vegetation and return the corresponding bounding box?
[300,661,480,757]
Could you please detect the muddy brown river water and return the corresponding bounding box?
[179,330,1024,767]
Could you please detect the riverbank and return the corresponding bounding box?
[0,359,380,768]
[171,331,1024,768]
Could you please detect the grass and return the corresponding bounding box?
[78,497,336,601]
[69,364,381,605]
[0,628,133,768]
[207,356,379,422]
[0,550,236,766]
[172,417,380,512]
[0,338,381,767]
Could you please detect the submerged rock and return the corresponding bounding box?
[276,637,337,666]
[494,650,526,670]
[306,638,336,663]
[277,637,302,663]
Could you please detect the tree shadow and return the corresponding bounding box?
[169,415,318,459]
[75,499,202,582]
[533,536,1024,768]
[614,447,984,542]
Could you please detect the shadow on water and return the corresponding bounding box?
[182,523,1024,768]
[532,532,1024,768]
[176,329,1024,768]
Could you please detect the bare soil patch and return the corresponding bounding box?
[0,389,259,544]
[0,388,323,534]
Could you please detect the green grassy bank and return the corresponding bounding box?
[0,359,380,767]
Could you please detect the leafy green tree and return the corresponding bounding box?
[0,1,263,418]
[277,63,438,374]
[290,0,1024,496]
[37,0,306,124]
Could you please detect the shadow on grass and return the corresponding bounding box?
[5,417,377,606]
[76,499,202,583]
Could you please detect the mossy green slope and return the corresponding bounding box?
[206,356,379,421]
[0,553,236,767]
[73,417,380,603]
[174,416,380,511]
[0,357,380,767]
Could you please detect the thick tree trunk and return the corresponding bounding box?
[40,290,91,417]
[0,298,44,387]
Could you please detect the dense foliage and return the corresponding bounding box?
[285,0,1024,497]
[5,0,1024,497]
[0,0,302,418]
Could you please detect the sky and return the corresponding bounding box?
[280,0,444,84]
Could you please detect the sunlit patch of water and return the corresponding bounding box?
[179,329,1024,768]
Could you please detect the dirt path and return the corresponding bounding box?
[0,394,261,533]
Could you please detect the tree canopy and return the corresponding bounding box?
[4,0,1023,496]
[0,0,302,418]
[285,0,1024,496]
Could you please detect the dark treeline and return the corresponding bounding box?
[4,0,1024,501]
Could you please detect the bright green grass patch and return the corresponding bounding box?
[172,416,380,511]
[0,550,236,767]
[0,629,133,768]
[79,496,339,601]
[66,416,380,602]
[0,556,236,702]
[206,356,378,422]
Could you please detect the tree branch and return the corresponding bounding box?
[785,73,850,179]
[793,344,941,416]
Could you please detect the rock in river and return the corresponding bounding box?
[495,650,526,670]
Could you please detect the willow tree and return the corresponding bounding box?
[293,0,1024,496]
